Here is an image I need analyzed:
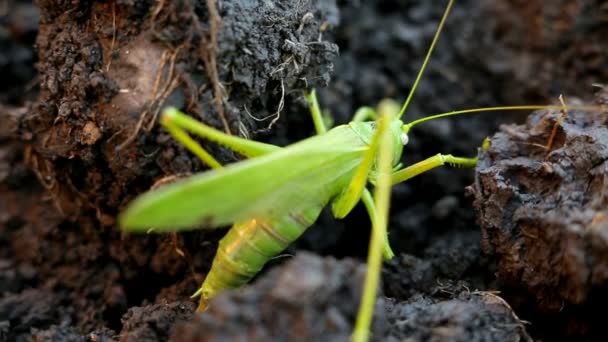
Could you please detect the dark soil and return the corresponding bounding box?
[1,0,607,341]
[471,87,608,340]
[24,0,338,219]
[171,252,530,342]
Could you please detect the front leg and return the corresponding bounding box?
[330,118,387,218]
[389,138,490,185]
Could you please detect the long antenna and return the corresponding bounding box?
[397,0,454,119]
[401,105,605,133]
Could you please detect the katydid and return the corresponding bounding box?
[117,0,597,340]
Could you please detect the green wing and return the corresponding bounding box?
[119,125,366,232]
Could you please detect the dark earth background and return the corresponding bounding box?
[1,0,607,341]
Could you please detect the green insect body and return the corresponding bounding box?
[121,102,410,310]
[200,207,322,303]
[199,129,379,303]
[121,119,398,230]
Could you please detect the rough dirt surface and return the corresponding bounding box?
[173,252,368,341]
[172,252,530,342]
[24,0,339,219]
[471,89,608,339]
[1,0,607,341]
[120,301,195,341]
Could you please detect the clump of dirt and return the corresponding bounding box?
[385,290,531,341]
[23,0,338,220]
[31,326,115,342]
[172,252,368,341]
[172,252,529,341]
[470,89,608,338]
[120,301,195,341]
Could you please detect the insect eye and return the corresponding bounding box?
[400,133,409,145]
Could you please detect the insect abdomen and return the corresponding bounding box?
[197,204,324,310]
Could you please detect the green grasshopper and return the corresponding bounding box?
[118,0,578,340]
